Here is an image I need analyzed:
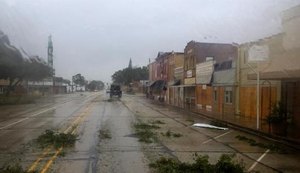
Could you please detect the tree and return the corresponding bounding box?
[72,73,85,91]
[87,80,104,91]
[0,31,24,94]
[23,56,53,81]
[111,66,148,85]
[0,31,53,95]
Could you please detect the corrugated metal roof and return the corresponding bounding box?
[213,69,236,85]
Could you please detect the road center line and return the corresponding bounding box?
[27,102,95,172]
[202,131,232,144]
[39,105,93,173]
[40,147,63,173]
[248,149,270,172]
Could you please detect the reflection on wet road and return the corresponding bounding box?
[53,94,149,173]
[1,92,300,173]
[0,92,149,173]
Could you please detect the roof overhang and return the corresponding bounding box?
[248,69,300,80]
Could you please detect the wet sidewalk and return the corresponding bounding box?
[133,93,300,149]
[192,108,300,146]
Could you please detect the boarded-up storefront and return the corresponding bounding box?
[196,85,213,112]
[239,86,277,118]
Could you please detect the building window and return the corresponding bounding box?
[225,87,233,104]
[213,87,217,102]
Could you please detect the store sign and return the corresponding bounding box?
[186,70,193,78]
[248,45,269,61]
[184,78,195,85]
[196,61,214,84]
[174,67,184,79]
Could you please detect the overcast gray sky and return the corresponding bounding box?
[0,0,300,82]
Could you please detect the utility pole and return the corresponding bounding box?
[48,35,54,94]
[248,63,260,130]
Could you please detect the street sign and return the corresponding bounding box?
[248,45,269,62]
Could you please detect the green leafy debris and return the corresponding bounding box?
[235,135,282,152]
[37,130,78,149]
[99,129,112,139]
[150,154,245,173]
[161,130,182,138]
[0,163,37,173]
[134,122,160,143]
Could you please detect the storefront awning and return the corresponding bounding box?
[148,81,156,87]
[169,84,196,88]
[150,80,167,90]
[248,69,300,80]
[168,79,181,86]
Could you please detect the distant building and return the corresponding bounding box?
[166,52,184,107]
[183,41,238,112]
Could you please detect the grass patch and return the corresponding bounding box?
[161,130,182,138]
[0,162,37,173]
[134,122,160,143]
[37,130,78,149]
[236,135,282,152]
[150,153,245,173]
[99,129,112,139]
[210,120,228,128]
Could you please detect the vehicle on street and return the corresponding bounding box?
[110,84,122,98]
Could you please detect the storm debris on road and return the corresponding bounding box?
[192,123,229,130]
[235,135,283,152]
[134,122,160,143]
[150,120,166,125]
[149,153,245,173]
[0,162,37,173]
[99,129,112,139]
[36,130,78,149]
[161,130,182,138]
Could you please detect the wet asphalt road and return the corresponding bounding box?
[0,92,300,173]
[0,92,148,173]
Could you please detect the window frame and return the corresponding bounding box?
[224,87,233,104]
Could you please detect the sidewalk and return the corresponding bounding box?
[192,109,300,146]
[137,94,300,149]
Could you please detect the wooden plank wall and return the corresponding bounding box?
[239,87,277,118]
[212,87,224,114]
[261,87,277,118]
[196,85,213,109]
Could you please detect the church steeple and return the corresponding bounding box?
[128,58,132,69]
